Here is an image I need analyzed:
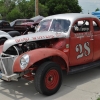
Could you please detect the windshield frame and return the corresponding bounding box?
[36,19,71,33]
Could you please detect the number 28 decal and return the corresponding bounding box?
[76,42,90,59]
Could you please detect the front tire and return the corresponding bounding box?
[34,61,63,96]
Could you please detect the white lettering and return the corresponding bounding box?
[76,42,91,59]
[76,44,83,59]
[84,42,90,56]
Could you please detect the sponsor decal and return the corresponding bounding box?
[75,31,93,39]
[15,37,29,43]
[15,35,55,43]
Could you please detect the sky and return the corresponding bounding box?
[78,0,100,14]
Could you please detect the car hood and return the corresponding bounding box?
[3,31,68,52]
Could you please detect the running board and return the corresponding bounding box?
[68,60,100,74]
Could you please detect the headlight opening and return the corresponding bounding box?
[20,54,29,70]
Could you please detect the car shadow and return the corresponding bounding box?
[0,67,100,100]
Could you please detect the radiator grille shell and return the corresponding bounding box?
[0,54,17,75]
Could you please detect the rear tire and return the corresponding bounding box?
[34,61,63,96]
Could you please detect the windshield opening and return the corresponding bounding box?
[37,19,70,32]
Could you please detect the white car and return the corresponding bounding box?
[0,30,12,45]
[0,30,20,45]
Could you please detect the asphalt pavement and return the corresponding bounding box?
[0,67,100,100]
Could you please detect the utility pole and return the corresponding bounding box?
[35,0,39,16]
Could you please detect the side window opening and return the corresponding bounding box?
[93,21,100,31]
[73,20,90,33]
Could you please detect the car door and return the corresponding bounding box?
[92,18,100,61]
[69,18,93,66]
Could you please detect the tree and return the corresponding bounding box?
[39,0,82,15]
[0,0,16,20]
[6,7,23,21]
[17,0,48,18]
[39,3,49,17]
[95,8,100,11]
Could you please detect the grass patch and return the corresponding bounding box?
[97,98,100,100]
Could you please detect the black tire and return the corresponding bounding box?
[0,38,7,45]
[34,61,63,96]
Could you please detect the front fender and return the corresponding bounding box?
[13,48,69,72]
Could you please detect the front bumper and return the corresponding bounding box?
[0,72,19,81]
[0,70,31,81]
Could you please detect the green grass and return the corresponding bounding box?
[97,98,100,100]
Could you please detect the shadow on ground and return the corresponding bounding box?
[0,67,100,100]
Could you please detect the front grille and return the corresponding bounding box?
[0,54,17,75]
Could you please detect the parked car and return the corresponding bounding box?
[0,24,36,45]
[10,19,34,34]
[20,22,37,34]
[23,15,44,33]
[0,20,14,32]
[0,30,20,45]
[1,13,100,96]
[30,15,44,24]
[10,16,44,34]
[0,20,21,43]
[0,30,12,45]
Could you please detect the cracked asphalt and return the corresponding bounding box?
[0,67,100,100]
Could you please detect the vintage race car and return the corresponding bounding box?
[0,13,100,96]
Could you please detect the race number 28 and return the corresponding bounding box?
[76,42,90,59]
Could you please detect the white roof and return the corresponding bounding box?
[42,13,99,23]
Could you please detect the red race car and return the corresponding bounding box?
[0,13,100,96]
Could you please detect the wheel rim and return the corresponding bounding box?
[45,69,59,90]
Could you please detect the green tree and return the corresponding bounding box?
[40,0,82,15]
[17,0,48,18]
[95,8,100,11]
[6,7,23,21]
[0,0,16,20]
[39,3,49,17]
[0,0,48,20]
[17,0,29,18]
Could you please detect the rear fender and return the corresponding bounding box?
[13,48,69,72]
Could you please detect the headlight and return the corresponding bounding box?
[20,54,29,70]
